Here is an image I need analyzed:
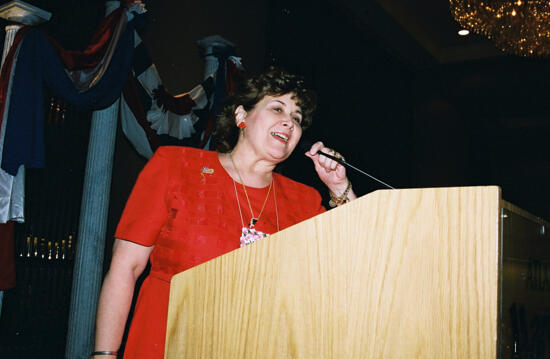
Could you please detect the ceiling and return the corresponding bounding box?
[340,0,505,65]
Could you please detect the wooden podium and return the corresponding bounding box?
[165,186,550,358]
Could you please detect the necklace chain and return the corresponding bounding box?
[229,153,273,228]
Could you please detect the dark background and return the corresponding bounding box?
[1,0,550,357]
[268,0,550,219]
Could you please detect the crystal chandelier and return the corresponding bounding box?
[450,0,550,57]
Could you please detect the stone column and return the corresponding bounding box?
[65,100,120,359]
[0,0,51,319]
[1,24,21,62]
[65,2,121,358]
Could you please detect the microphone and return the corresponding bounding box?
[299,139,395,190]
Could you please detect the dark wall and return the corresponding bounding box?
[412,59,550,218]
[140,0,268,93]
[266,0,550,219]
[265,0,415,200]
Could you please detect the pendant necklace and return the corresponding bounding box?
[229,153,273,229]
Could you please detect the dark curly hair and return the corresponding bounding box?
[212,67,317,153]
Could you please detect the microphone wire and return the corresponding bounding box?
[315,149,396,190]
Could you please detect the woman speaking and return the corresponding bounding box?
[92,67,357,358]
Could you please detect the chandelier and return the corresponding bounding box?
[450,0,550,57]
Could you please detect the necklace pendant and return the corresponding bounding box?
[249,217,258,228]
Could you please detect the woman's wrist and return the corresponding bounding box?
[328,179,352,207]
[327,179,350,196]
[91,350,118,357]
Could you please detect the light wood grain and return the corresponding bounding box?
[165,186,501,358]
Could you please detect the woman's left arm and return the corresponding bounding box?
[305,141,357,206]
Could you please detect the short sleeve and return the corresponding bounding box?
[115,148,173,246]
[302,186,325,221]
[273,173,326,228]
[310,189,326,216]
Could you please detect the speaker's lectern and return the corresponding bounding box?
[164,186,550,358]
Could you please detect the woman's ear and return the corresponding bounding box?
[234,105,247,123]
[235,105,246,130]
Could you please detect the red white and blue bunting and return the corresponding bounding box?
[0,0,244,222]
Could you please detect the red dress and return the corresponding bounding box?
[115,146,325,359]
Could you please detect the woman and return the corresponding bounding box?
[92,67,357,358]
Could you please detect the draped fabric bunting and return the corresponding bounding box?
[0,27,30,224]
[0,0,244,292]
[119,31,216,158]
[0,0,244,223]
[0,4,144,224]
[1,10,144,175]
[48,8,125,72]
[120,34,243,158]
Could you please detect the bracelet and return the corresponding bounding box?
[328,180,352,207]
[91,351,118,356]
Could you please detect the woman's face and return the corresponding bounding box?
[237,93,303,163]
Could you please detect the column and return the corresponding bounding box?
[2,24,21,62]
[65,100,120,359]
[65,2,121,358]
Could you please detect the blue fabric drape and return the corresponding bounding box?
[1,13,146,176]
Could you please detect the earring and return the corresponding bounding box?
[237,121,247,129]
